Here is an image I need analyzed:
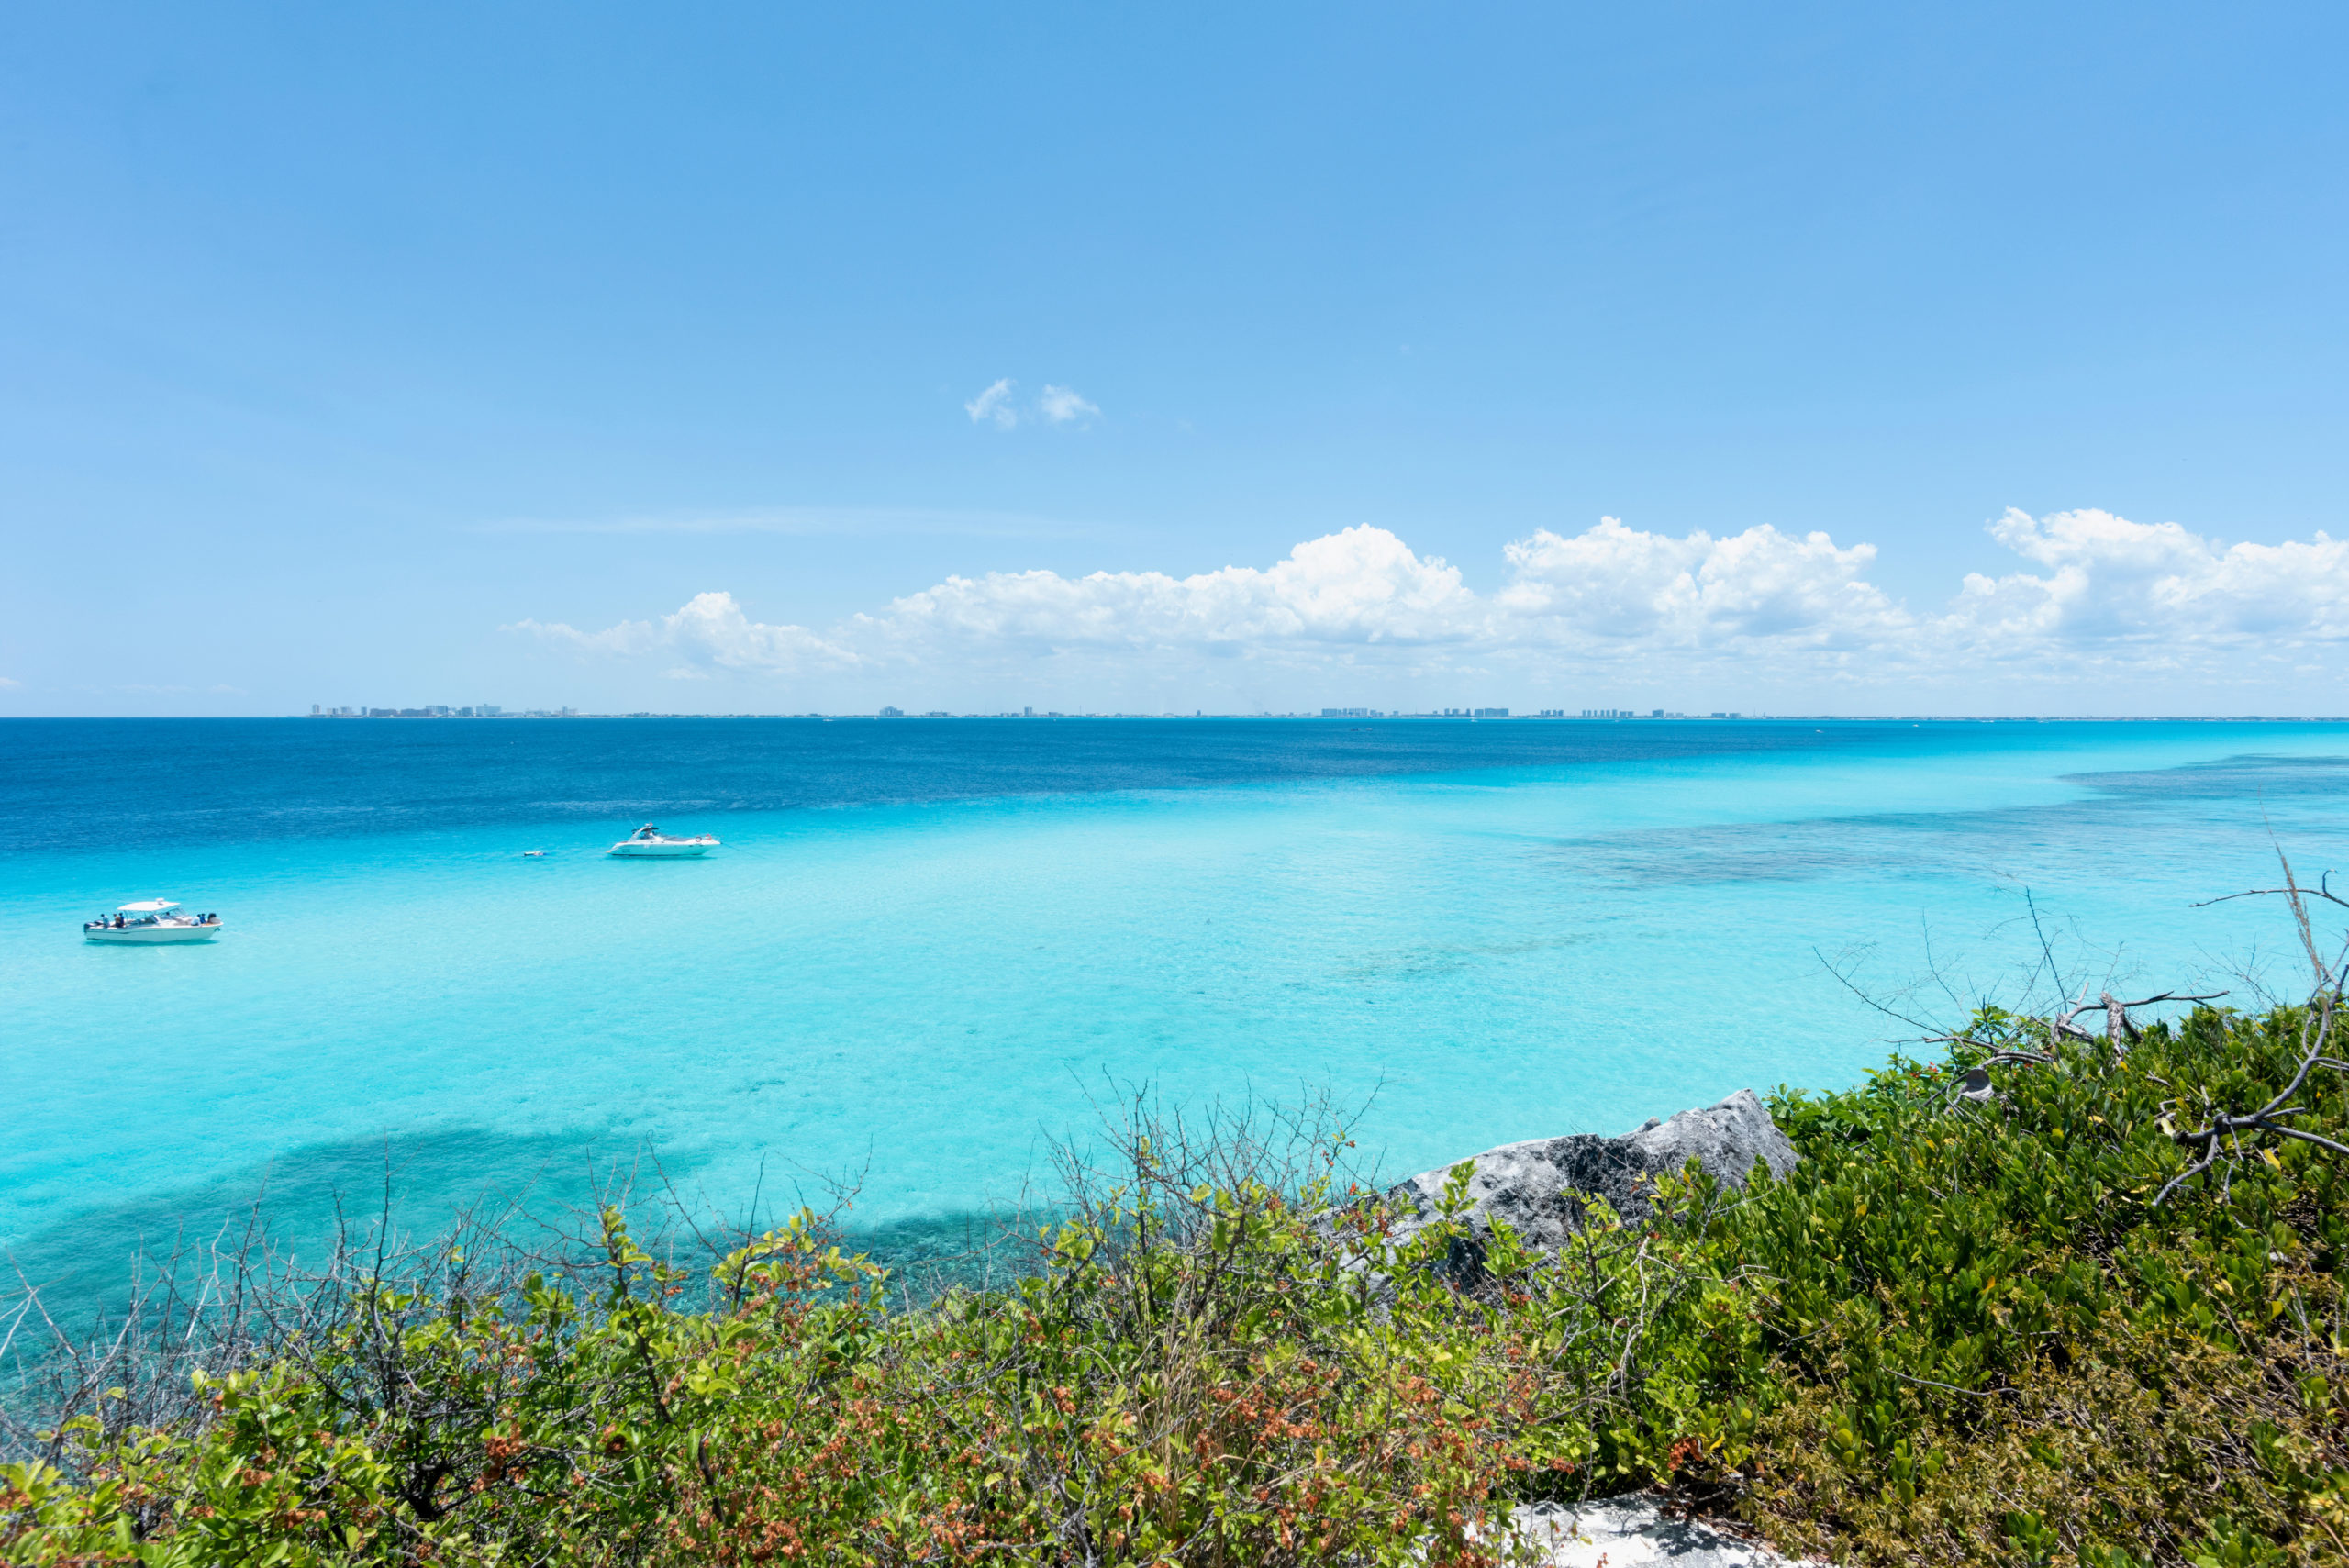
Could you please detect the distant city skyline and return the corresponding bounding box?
[5,5,2346,717]
[283,706,2349,725]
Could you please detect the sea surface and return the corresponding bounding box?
[8,717,2349,1313]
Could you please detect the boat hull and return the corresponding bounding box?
[85,925,220,943]
[607,842,713,858]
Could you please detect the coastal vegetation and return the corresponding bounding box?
[12,888,2349,1564]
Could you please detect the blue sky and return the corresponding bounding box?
[5,3,2347,715]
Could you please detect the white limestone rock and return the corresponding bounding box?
[1508,1496,1816,1567]
[1390,1090,1799,1257]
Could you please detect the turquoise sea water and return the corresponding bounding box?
[7,717,2349,1312]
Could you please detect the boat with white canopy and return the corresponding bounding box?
[607,824,718,859]
[84,900,222,943]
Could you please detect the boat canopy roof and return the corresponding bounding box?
[118,899,179,914]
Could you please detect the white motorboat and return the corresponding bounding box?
[84,900,222,943]
[607,823,718,858]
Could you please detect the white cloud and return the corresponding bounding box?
[1038,384,1099,425]
[964,378,1100,430]
[964,378,1019,429]
[1495,518,1903,651]
[869,526,1475,655]
[1943,507,2349,656]
[506,592,856,677]
[507,510,2349,706]
[0,675,18,689]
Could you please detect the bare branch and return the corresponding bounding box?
[1814,946,1943,1036]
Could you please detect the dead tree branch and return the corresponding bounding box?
[2156,851,2349,1206]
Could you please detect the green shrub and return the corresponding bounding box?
[2,1134,1711,1565]
[8,997,2349,1564]
[1704,1002,2349,1563]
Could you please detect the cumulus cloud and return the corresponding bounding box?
[506,592,855,679]
[0,675,18,689]
[1038,384,1099,424]
[507,509,2349,704]
[869,526,1475,655]
[1943,507,2349,656]
[1495,519,1904,651]
[964,378,1019,429]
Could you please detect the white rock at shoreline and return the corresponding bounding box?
[1390,1089,1801,1256]
[1510,1496,1815,1567]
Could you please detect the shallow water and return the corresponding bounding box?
[6,717,2349,1312]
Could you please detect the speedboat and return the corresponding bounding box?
[607,824,718,858]
[84,900,222,943]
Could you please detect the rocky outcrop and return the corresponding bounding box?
[1507,1496,1816,1566]
[1388,1090,1798,1259]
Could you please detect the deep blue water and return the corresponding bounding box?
[2,716,1916,852]
[7,717,2349,1317]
